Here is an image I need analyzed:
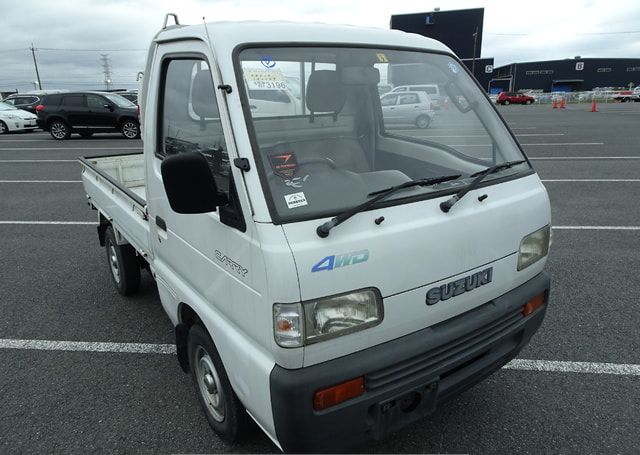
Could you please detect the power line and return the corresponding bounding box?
[487,30,640,36]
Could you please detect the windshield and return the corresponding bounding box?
[237,46,529,223]
[0,102,18,111]
[103,93,135,108]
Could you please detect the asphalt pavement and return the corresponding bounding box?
[1,103,639,454]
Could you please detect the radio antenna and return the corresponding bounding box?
[202,17,214,47]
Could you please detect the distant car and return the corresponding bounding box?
[391,84,442,108]
[380,91,435,128]
[0,101,38,134]
[36,91,140,140]
[116,91,138,104]
[497,92,535,105]
[2,93,43,114]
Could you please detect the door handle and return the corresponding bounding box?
[156,216,167,231]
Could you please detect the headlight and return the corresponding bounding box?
[5,114,18,119]
[517,225,551,271]
[273,288,383,348]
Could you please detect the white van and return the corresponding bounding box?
[391,84,442,108]
[80,15,551,452]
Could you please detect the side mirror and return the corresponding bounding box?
[160,152,225,214]
[103,103,114,111]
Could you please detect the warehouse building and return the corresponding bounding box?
[491,58,640,93]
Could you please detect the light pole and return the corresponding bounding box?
[471,27,478,76]
[30,43,43,90]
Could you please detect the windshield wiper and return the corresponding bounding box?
[439,160,526,213]
[316,174,461,238]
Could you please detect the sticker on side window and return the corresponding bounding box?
[284,192,308,209]
[269,152,298,179]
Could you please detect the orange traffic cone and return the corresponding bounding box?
[552,99,558,109]
[560,98,566,109]
[590,99,598,112]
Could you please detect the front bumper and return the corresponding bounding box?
[270,271,550,453]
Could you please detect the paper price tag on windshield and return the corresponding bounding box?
[245,68,288,90]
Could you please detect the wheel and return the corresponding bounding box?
[49,120,70,140]
[121,120,140,139]
[525,99,532,105]
[503,100,510,105]
[0,121,7,134]
[105,226,140,295]
[188,324,248,442]
[79,132,93,138]
[415,114,431,129]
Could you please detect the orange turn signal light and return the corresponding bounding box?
[313,376,364,411]
[522,292,545,316]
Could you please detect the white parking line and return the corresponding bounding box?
[0,159,78,163]
[553,226,640,230]
[1,338,637,376]
[0,180,82,183]
[541,179,640,182]
[504,359,640,376]
[0,147,141,151]
[0,338,175,355]
[0,221,95,225]
[530,157,640,160]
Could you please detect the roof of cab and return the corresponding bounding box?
[154,20,453,56]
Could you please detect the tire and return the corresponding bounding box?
[525,99,532,105]
[188,324,248,443]
[0,121,7,134]
[49,120,70,140]
[503,100,510,105]
[120,120,140,139]
[105,226,140,295]
[79,132,93,138]
[415,115,431,129]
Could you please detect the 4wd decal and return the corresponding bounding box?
[311,250,369,273]
[215,250,248,277]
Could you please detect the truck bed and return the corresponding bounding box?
[80,153,150,257]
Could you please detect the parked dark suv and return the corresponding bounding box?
[36,91,140,140]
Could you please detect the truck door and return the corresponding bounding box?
[146,43,256,330]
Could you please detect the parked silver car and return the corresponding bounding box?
[380,91,435,128]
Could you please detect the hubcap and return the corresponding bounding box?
[195,346,225,422]
[109,245,120,284]
[51,123,66,138]
[123,122,138,138]
[0,122,6,134]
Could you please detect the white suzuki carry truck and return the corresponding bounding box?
[80,16,552,453]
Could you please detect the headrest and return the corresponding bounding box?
[306,70,347,113]
[191,70,217,118]
[342,67,380,85]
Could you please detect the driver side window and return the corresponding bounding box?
[159,58,230,196]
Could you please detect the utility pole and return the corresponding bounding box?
[471,27,478,76]
[30,43,42,90]
[100,54,112,91]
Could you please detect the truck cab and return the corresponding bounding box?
[82,16,551,452]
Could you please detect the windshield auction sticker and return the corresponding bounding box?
[284,192,308,209]
[269,152,298,179]
[245,68,288,90]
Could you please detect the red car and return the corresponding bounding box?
[497,91,535,105]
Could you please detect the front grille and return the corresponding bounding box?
[366,307,522,391]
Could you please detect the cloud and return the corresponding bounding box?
[1,0,639,92]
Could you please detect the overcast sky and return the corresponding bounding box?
[1,0,639,93]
